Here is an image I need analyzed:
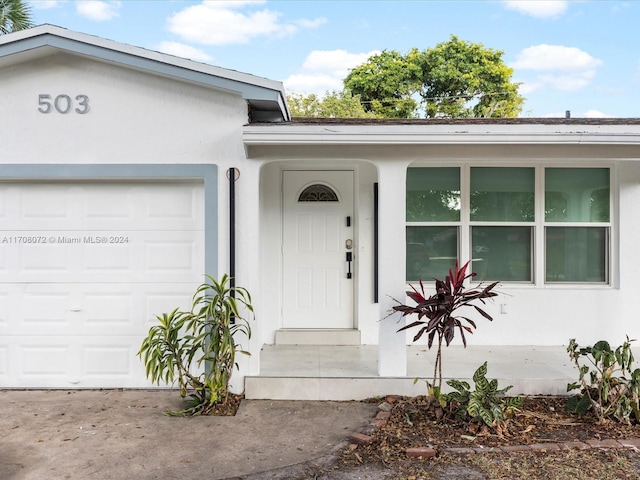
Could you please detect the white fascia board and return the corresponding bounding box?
[243,123,640,146]
[1,25,287,113]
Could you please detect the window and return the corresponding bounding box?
[406,166,611,284]
[545,168,610,283]
[406,168,460,281]
[470,167,534,282]
[298,184,338,202]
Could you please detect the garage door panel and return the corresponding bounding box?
[21,243,73,273]
[83,291,133,325]
[146,237,201,273]
[0,231,203,283]
[0,292,7,325]
[5,183,203,231]
[20,344,75,378]
[144,291,199,328]
[0,345,8,381]
[0,283,200,337]
[21,187,72,220]
[3,337,166,387]
[0,180,206,388]
[83,345,132,377]
[22,289,72,325]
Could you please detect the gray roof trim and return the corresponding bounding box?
[243,121,640,152]
[0,25,289,122]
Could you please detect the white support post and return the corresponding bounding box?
[377,161,408,377]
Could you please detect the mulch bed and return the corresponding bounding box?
[342,395,640,465]
[208,393,244,416]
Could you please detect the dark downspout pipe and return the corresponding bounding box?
[229,168,236,312]
[374,182,379,303]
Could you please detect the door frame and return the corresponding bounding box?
[280,169,356,330]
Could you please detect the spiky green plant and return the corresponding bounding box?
[138,274,253,416]
[392,260,499,394]
[0,0,33,35]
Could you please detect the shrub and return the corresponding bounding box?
[446,361,523,432]
[566,337,640,424]
[138,274,253,416]
[391,260,499,395]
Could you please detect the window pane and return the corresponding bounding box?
[470,167,534,221]
[545,168,610,222]
[546,227,607,282]
[472,226,532,282]
[406,168,460,222]
[406,226,458,282]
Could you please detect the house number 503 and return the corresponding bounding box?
[37,94,90,114]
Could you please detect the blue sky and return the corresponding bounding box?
[28,0,640,118]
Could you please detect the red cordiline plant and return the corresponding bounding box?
[392,260,499,395]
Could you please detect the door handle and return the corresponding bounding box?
[346,251,353,279]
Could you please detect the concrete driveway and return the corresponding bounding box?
[0,389,378,480]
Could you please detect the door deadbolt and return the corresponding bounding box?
[345,239,353,250]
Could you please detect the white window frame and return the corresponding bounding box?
[406,163,615,287]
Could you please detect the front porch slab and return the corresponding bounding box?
[274,329,361,345]
[244,345,579,401]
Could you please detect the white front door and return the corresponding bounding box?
[282,170,354,329]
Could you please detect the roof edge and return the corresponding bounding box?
[1,24,290,122]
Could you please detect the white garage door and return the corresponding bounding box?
[0,181,205,388]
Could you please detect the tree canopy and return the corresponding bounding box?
[0,0,33,35]
[340,50,422,118]
[344,36,524,118]
[287,89,379,119]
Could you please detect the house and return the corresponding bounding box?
[2,25,640,398]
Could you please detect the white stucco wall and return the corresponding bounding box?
[4,42,640,391]
[2,53,246,165]
[1,51,259,392]
[247,137,640,355]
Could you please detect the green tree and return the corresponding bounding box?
[0,0,33,35]
[342,50,422,118]
[287,89,379,118]
[344,36,524,118]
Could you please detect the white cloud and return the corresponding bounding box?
[31,1,63,9]
[284,49,379,96]
[166,1,325,46]
[515,80,540,95]
[511,44,602,92]
[284,73,343,94]
[512,44,602,72]
[156,41,213,63]
[537,71,596,90]
[502,0,568,18]
[582,109,614,118]
[296,17,327,29]
[76,0,120,21]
